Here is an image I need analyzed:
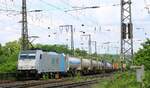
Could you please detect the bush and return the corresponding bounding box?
[93,72,140,88]
[143,71,150,88]
[134,39,150,70]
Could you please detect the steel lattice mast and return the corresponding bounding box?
[120,0,133,62]
[21,0,29,50]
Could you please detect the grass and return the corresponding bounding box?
[73,72,82,82]
[42,73,49,80]
[93,71,141,88]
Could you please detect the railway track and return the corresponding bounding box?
[0,80,16,84]
[27,73,112,88]
[29,79,98,88]
[0,73,113,88]
[0,79,71,88]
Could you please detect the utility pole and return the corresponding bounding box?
[120,0,133,63]
[103,42,110,54]
[113,46,119,54]
[71,27,74,54]
[81,34,92,54]
[81,34,92,69]
[21,0,29,50]
[59,25,74,55]
[89,34,92,55]
[91,41,98,65]
[91,41,97,54]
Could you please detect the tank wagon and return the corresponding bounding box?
[17,50,113,79]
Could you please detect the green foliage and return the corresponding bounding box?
[131,39,150,87]
[100,54,120,63]
[0,41,20,72]
[42,73,49,80]
[134,39,150,70]
[74,48,88,58]
[35,44,73,55]
[0,44,3,55]
[74,72,82,82]
[143,71,150,88]
[93,72,140,88]
[93,71,150,88]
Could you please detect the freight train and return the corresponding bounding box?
[17,50,113,79]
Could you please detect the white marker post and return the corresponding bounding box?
[130,65,144,88]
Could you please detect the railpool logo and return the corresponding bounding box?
[51,57,59,64]
[56,57,59,64]
[51,58,55,64]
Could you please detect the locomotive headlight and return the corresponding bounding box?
[31,66,35,69]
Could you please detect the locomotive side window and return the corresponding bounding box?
[40,54,42,59]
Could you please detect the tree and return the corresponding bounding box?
[134,39,150,70]
[74,48,87,57]
[0,44,3,55]
[0,41,20,72]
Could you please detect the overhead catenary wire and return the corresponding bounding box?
[39,0,100,25]
[0,0,121,27]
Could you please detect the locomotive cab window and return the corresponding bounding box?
[20,54,27,59]
[20,54,36,59]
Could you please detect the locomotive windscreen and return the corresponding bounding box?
[20,50,36,59]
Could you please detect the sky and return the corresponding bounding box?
[0,0,150,54]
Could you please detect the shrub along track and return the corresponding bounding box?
[0,73,16,84]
